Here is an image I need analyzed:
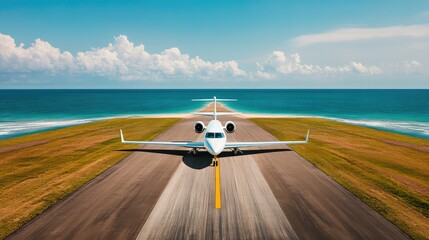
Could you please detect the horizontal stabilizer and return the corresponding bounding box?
[192,99,237,102]
[192,96,238,120]
[193,112,241,116]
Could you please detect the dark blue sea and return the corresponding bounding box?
[0,89,428,139]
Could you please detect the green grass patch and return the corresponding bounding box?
[251,118,429,240]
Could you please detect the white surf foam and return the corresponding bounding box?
[1,113,428,140]
[0,113,191,139]
[0,119,98,137]
[330,118,429,136]
[241,112,429,138]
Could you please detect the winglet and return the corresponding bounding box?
[120,129,124,143]
[306,129,310,143]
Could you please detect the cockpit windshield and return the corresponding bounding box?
[205,132,224,138]
[215,133,224,138]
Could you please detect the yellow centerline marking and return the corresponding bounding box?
[215,158,221,209]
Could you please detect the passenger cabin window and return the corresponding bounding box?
[205,132,224,138]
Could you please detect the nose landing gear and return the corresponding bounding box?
[212,157,219,166]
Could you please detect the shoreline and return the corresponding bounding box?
[1,89,427,140]
[0,114,193,140]
[1,102,428,140]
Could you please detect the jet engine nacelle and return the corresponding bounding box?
[224,121,236,133]
[194,121,205,133]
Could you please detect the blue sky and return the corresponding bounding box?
[1,0,429,88]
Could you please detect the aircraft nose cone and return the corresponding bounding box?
[207,141,223,155]
[213,145,222,155]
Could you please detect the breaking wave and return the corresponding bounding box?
[327,118,429,139]
[0,119,98,138]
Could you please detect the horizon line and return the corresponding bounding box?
[0,88,428,90]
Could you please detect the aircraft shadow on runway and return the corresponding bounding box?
[118,148,291,169]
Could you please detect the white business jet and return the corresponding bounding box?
[120,97,309,162]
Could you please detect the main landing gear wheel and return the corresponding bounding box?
[188,148,198,156]
[233,148,243,155]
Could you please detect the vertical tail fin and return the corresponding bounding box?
[214,96,217,120]
[192,97,237,120]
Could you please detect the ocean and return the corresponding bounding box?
[0,89,428,139]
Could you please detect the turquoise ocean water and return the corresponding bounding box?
[0,89,428,139]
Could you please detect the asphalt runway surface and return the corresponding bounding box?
[8,107,409,239]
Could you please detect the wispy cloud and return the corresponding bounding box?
[293,24,429,46]
[254,51,382,80]
[418,10,429,18]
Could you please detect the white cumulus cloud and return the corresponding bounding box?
[293,24,429,46]
[0,33,422,82]
[0,34,75,73]
[254,51,382,79]
[0,34,246,80]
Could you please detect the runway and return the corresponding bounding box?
[8,112,409,239]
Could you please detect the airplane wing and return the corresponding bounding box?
[120,129,204,148]
[225,130,310,148]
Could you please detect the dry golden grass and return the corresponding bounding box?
[251,118,429,240]
[0,118,180,239]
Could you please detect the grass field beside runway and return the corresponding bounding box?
[0,118,180,239]
[252,118,429,240]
